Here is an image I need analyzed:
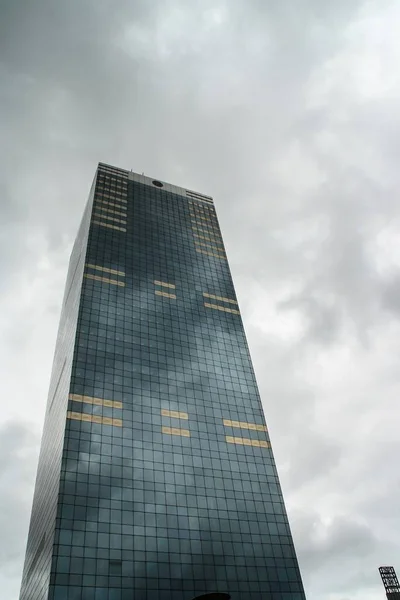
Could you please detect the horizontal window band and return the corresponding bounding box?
[69,394,123,409]
[86,263,125,277]
[189,212,216,224]
[92,220,126,232]
[186,193,213,203]
[190,213,217,227]
[155,290,176,299]
[98,176,128,183]
[94,199,127,210]
[223,419,267,432]
[95,194,127,204]
[98,178,127,185]
[196,249,226,260]
[162,426,190,437]
[195,240,225,253]
[226,436,270,448]
[203,292,237,305]
[191,226,222,239]
[98,167,128,175]
[191,220,219,232]
[93,212,127,224]
[188,200,215,213]
[204,302,240,315]
[97,177,128,185]
[94,205,127,218]
[193,234,223,246]
[161,409,189,420]
[193,233,221,244]
[98,169,128,176]
[154,280,176,289]
[67,411,122,427]
[84,273,125,287]
[96,181,127,188]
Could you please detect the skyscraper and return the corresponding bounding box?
[20,163,306,600]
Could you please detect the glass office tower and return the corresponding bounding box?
[20,163,306,600]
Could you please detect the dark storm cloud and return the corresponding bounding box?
[1,0,400,599]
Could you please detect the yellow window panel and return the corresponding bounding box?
[97,194,127,204]
[162,426,190,437]
[155,290,176,299]
[95,200,127,210]
[188,201,215,214]
[191,226,221,239]
[189,212,213,222]
[204,302,240,315]
[84,274,125,287]
[154,280,176,289]
[86,264,125,277]
[161,409,189,420]
[94,205,127,218]
[203,293,237,305]
[69,393,123,409]
[194,240,225,252]
[191,220,219,232]
[193,233,221,244]
[225,436,270,448]
[67,411,122,427]
[93,212,127,224]
[223,419,267,432]
[92,220,126,232]
[196,249,226,260]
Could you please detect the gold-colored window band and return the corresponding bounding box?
[93,213,127,225]
[196,249,226,260]
[161,408,189,420]
[86,264,125,277]
[92,221,127,232]
[162,426,190,437]
[84,273,125,287]
[223,419,267,432]
[94,205,127,218]
[97,181,126,187]
[190,213,217,226]
[99,174,127,182]
[226,436,270,448]
[96,188,127,195]
[193,233,221,244]
[189,202,212,209]
[188,200,215,213]
[192,232,223,247]
[191,220,219,232]
[155,290,177,299]
[189,212,215,223]
[191,226,221,239]
[204,302,240,315]
[67,411,123,427]
[203,293,237,305]
[195,240,225,253]
[95,200,127,210]
[154,280,176,289]
[97,181,127,189]
[69,393,123,409]
[96,193,127,203]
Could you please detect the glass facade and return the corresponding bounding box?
[20,163,306,600]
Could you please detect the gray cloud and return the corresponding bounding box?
[0,422,40,599]
[1,0,400,598]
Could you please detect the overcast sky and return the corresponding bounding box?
[1,0,400,598]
